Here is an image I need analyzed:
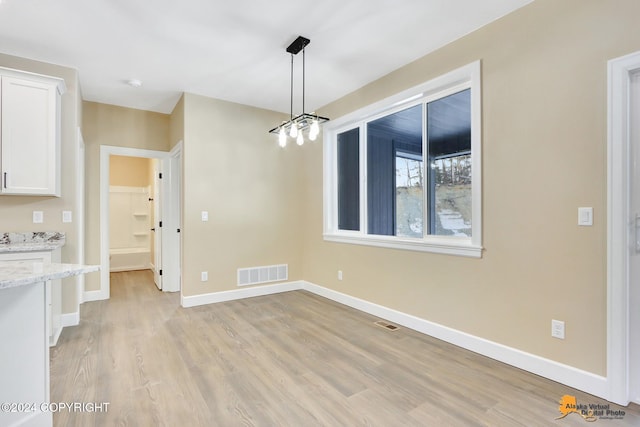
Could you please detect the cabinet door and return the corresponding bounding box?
[1,75,60,196]
[0,251,57,345]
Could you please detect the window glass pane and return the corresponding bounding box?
[395,153,423,237]
[337,128,360,231]
[367,104,423,237]
[427,89,472,237]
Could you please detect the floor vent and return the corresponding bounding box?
[375,320,400,331]
[237,264,288,287]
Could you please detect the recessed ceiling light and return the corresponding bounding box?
[127,79,142,88]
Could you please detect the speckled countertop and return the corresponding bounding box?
[0,261,99,290]
[0,231,65,253]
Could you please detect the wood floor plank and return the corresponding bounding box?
[50,271,640,426]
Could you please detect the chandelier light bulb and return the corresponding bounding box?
[296,132,304,146]
[278,127,287,147]
[310,118,319,136]
[289,122,298,138]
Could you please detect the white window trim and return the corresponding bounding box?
[323,61,482,258]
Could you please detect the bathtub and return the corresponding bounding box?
[109,247,151,272]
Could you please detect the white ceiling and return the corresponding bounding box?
[0,0,532,114]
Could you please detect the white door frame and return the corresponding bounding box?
[97,145,180,299]
[607,49,640,406]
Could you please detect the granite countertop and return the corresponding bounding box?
[0,231,65,253]
[0,261,100,290]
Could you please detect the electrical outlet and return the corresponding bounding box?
[62,210,72,223]
[338,270,343,281]
[201,271,208,282]
[201,211,209,222]
[551,319,565,339]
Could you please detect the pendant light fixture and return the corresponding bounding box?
[269,36,329,147]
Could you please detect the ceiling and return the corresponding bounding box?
[0,0,532,115]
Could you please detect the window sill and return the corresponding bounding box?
[323,233,483,258]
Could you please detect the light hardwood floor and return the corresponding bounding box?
[51,270,640,426]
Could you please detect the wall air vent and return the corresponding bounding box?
[237,264,288,287]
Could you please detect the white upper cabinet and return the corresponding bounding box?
[0,67,65,196]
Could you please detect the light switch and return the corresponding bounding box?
[201,211,209,222]
[33,211,44,224]
[578,207,593,226]
[62,210,72,223]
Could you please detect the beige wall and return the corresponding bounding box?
[109,155,152,187]
[82,102,170,291]
[301,0,640,376]
[170,94,184,149]
[180,93,299,297]
[0,53,87,313]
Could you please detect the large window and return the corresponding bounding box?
[323,62,482,257]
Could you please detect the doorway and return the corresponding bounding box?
[608,50,640,406]
[109,155,160,273]
[108,155,160,287]
[98,145,182,299]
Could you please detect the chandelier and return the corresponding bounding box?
[269,36,329,147]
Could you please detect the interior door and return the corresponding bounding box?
[629,70,640,404]
[156,147,181,293]
[153,161,162,290]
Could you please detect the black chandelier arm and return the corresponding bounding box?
[268,113,330,134]
[302,47,305,116]
[290,54,294,121]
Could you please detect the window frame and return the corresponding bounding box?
[323,61,482,258]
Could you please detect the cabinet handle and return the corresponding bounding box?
[3,172,6,189]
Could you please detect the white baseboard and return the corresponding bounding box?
[177,279,609,401]
[109,265,151,273]
[83,289,109,302]
[61,311,80,327]
[181,281,303,308]
[300,281,608,401]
